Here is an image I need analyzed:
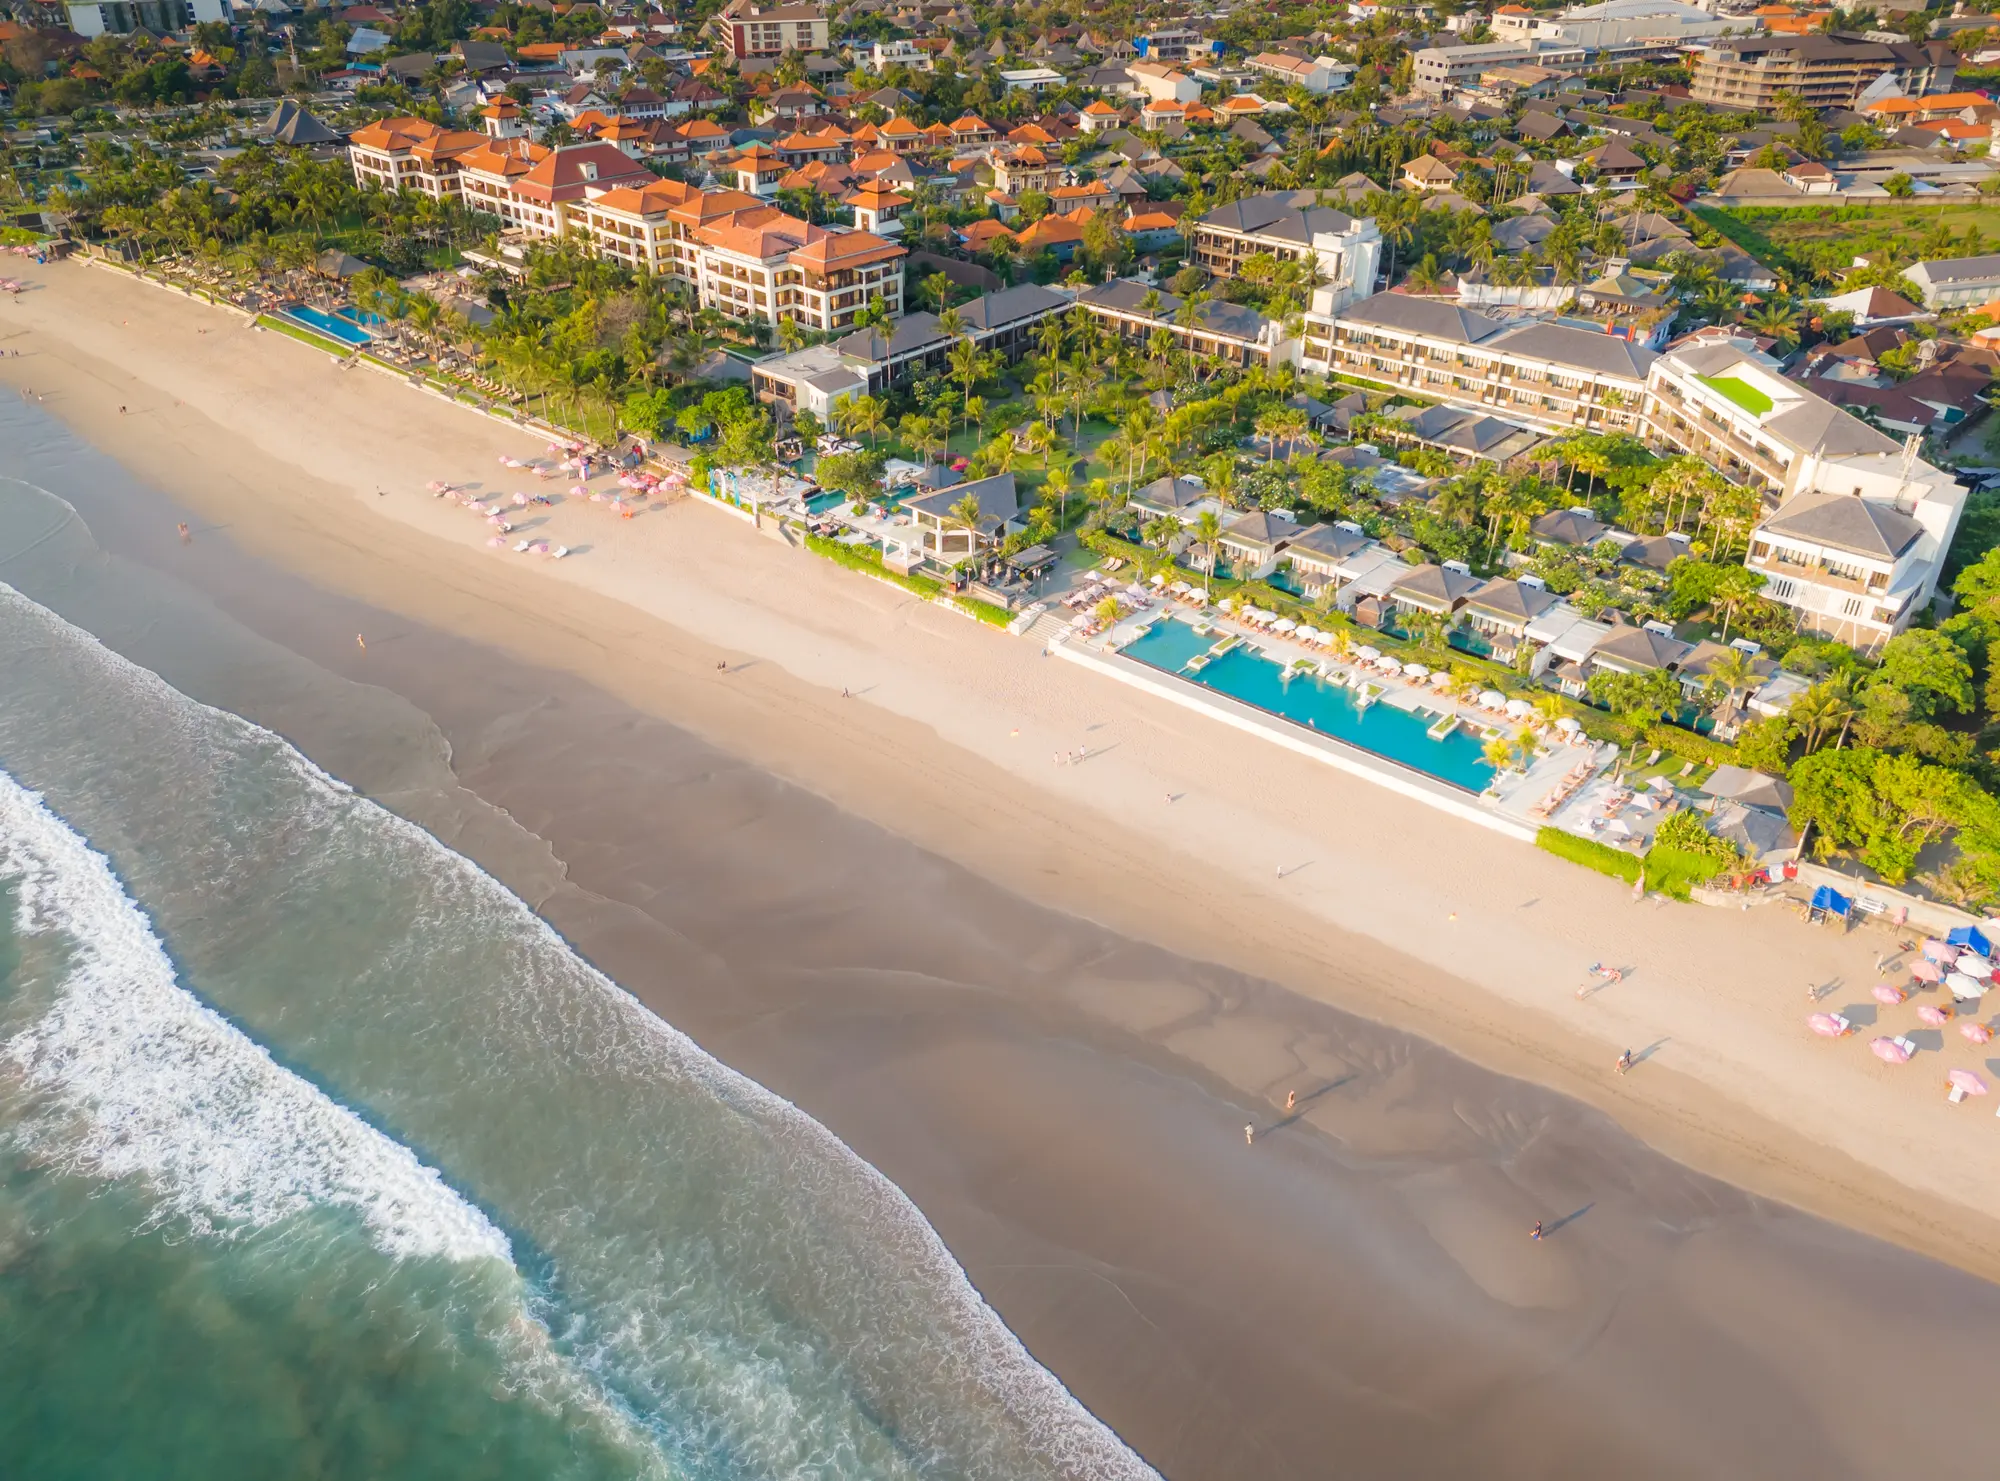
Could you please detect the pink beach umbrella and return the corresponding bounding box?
[1807,1013,1848,1038]
[1872,983,1907,1006]
[512,493,529,507]
[1911,959,1943,983]
[1918,1003,1953,1026]
[486,535,507,548]
[1960,1021,1993,1045]
[1870,1037,1913,1064]
[1948,1069,1988,1096]
[1922,939,1958,964]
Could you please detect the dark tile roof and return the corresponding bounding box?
[1759,492,1923,560]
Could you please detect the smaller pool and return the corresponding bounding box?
[805,490,849,513]
[336,306,389,328]
[281,303,372,346]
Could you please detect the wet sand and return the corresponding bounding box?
[5,321,2000,1477]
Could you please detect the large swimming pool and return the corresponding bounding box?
[1119,617,1499,793]
[280,303,373,346]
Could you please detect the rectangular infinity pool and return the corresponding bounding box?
[1119,617,1499,792]
[280,303,373,345]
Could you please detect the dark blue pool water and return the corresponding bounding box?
[1119,618,1498,792]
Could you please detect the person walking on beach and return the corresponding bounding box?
[356,634,366,652]
[1285,1090,1297,1113]
[1244,1124,1254,1147]
[1615,1049,1633,1076]
[1530,1221,1544,1241]
[176,522,190,543]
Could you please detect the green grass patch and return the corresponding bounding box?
[1691,201,1993,287]
[0,226,48,246]
[254,313,349,356]
[1537,826,1644,884]
[1640,844,1727,902]
[1696,374,1773,417]
[953,596,1014,626]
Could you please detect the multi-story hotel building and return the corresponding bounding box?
[349,126,905,337]
[345,116,489,200]
[1689,33,1954,111]
[1077,279,1295,370]
[1299,293,1653,434]
[1644,341,1965,650]
[711,0,828,61]
[1189,192,1382,313]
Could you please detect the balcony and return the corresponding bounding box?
[1748,548,1890,599]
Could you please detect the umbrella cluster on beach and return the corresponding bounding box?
[1811,934,2000,1105]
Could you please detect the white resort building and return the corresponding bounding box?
[1643,342,1966,651]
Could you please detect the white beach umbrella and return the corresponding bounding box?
[1948,971,1986,999]
[1480,690,1508,710]
[1959,954,1994,980]
[1378,658,1402,675]
[1429,670,1455,688]
[1273,617,1297,633]
[1356,645,1381,661]
[1505,699,1532,719]
[1556,716,1582,734]
[1403,662,1430,679]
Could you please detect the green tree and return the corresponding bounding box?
[816,448,887,504]
[1586,666,1683,735]
[1875,628,1974,719]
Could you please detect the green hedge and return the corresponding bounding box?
[803,532,944,597]
[1536,826,1643,883]
[1645,723,1740,769]
[954,597,1013,627]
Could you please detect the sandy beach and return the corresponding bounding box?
[8,258,2000,1477]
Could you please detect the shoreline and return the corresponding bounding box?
[10,261,2000,1474]
[7,258,2000,1274]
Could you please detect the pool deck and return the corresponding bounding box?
[1054,613,1605,843]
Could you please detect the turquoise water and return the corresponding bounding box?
[337,306,389,328]
[1119,618,1498,793]
[0,453,1154,1480]
[282,303,373,345]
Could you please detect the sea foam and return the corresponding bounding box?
[0,575,1158,1481]
[0,768,512,1264]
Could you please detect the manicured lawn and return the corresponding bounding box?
[1697,373,1774,416]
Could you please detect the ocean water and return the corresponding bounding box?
[0,475,1153,1476]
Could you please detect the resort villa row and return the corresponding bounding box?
[347,118,904,335]
[1121,484,1797,726]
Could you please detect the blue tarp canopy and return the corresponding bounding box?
[1946,926,1992,956]
[1810,886,1852,916]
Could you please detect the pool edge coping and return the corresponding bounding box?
[1053,639,1538,845]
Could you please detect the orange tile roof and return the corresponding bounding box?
[1008,123,1058,144]
[950,114,997,133]
[698,205,821,259]
[961,219,1016,246]
[847,181,911,205]
[788,228,904,270]
[879,116,922,137]
[517,42,567,58]
[572,109,616,134]
[850,150,902,173]
[680,119,729,139]
[460,137,551,179]
[667,187,764,227]
[1123,209,1181,232]
[1008,145,1050,164]
[1017,215,1085,248]
[585,177,703,217]
[1082,100,1122,116]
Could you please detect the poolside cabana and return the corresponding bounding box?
[1277,521,1371,596]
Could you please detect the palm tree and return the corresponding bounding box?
[1191,508,1224,582]
[1790,677,1854,753]
[1702,648,1758,726]
[946,492,985,557]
